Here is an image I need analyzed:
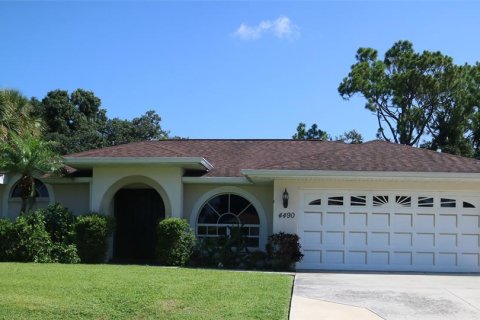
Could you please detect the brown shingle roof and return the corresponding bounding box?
[64,139,480,177]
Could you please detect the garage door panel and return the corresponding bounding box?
[392,232,413,247]
[392,251,412,265]
[461,253,480,267]
[415,252,435,266]
[348,231,367,246]
[324,212,345,227]
[299,191,480,272]
[459,215,480,230]
[393,213,413,229]
[303,231,322,244]
[347,212,368,227]
[370,232,390,247]
[326,250,345,264]
[459,234,479,249]
[437,233,458,248]
[437,252,458,266]
[325,231,345,245]
[415,214,435,229]
[303,250,322,264]
[370,213,390,228]
[438,214,458,229]
[303,212,322,230]
[415,233,435,247]
[347,251,367,265]
[370,251,390,265]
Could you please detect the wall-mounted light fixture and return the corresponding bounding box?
[282,188,289,208]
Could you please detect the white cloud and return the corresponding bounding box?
[233,16,299,40]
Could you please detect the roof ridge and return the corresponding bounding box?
[157,138,342,142]
[364,140,480,163]
[64,140,149,157]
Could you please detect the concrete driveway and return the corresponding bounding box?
[291,272,480,320]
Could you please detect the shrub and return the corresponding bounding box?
[41,203,76,244]
[0,219,16,261]
[51,243,80,263]
[75,213,113,263]
[191,226,251,269]
[156,218,195,266]
[266,232,304,271]
[10,212,53,263]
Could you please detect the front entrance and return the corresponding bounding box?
[113,188,165,264]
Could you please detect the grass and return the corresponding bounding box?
[0,263,293,320]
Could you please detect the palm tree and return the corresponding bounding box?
[0,89,40,142]
[0,133,62,214]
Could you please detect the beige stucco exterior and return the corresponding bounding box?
[2,167,480,261]
[90,166,183,217]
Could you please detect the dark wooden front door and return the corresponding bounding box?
[113,188,165,263]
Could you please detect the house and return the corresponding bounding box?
[1,139,479,272]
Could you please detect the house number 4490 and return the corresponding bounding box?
[278,212,295,219]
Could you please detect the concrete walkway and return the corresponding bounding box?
[290,272,480,320]
[290,295,382,320]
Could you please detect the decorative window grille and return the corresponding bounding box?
[328,196,344,206]
[373,195,389,207]
[350,196,366,206]
[418,197,434,207]
[309,199,322,205]
[395,196,411,207]
[197,193,260,247]
[440,198,456,208]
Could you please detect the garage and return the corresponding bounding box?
[298,191,480,272]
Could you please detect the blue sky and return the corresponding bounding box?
[1,1,480,140]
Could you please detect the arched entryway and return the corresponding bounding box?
[113,185,165,264]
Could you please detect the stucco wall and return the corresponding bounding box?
[1,175,54,219]
[0,185,5,217]
[91,166,183,217]
[53,183,90,216]
[273,178,480,234]
[183,183,273,248]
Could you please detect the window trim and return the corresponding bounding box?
[190,186,267,250]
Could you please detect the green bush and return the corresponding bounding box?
[266,232,304,271]
[75,213,113,263]
[10,212,53,263]
[41,203,76,244]
[191,226,252,269]
[51,243,80,263]
[156,218,195,266]
[0,219,16,261]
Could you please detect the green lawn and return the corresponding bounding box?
[0,263,293,320]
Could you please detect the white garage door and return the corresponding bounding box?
[298,191,480,272]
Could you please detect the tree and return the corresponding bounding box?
[292,123,330,140]
[0,89,40,142]
[32,89,107,154]
[0,134,62,214]
[104,110,169,146]
[336,129,363,144]
[338,40,480,155]
[32,89,170,154]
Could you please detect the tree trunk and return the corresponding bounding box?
[19,175,34,214]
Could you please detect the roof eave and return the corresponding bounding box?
[63,157,214,171]
[241,169,480,182]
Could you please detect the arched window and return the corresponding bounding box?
[10,179,49,199]
[197,193,260,247]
